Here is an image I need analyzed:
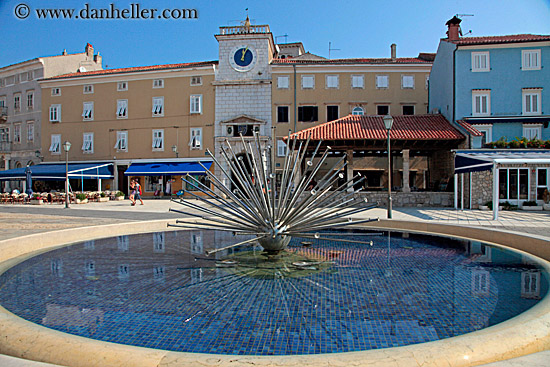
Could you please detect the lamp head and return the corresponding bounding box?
[383,115,394,131]
[63,141,71,152]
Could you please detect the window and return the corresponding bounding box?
[523,124,542,140]
[499,168,529,201]
[49,134,61,154]
[277,76,289,89]
[472,90,491,116]
[190,76,202,86]
[51,88,61,96]
[82,133,94,154]
[536,168,549,201]
[301,75,314,89]
[522,50,541,71]
[298,106,318,122]
[521,271,541,299]
[190,95,202,114]
[117,236,129,251]
[49,104,61,122]
[351,75,364,89]
[0,128,9,143]
[377,105,389,115]
[425,76,429,90]
[401,75,414,89]
[117,99,128,118]
[114,131,128,151]
[26,121,34,142]
[326,75,339,89]
[352,106,364,116]
[152,129,164,151]
[26,71,33,81]
[190,128,202,149]
[152,97,164,116]
[83,85,94,94]
[277,139,287,157]
[472,269,490,295]
[26,91,34,110]
[472,52,490,72]
[14,94,20,112]
[277,106,289,123]
[0,96,5,108]
[153,79,164,88]
[154,266,165,280]
[118,264,130,280]
[13,124,21,143]
[402,105,415,115]
[327,105,339,122]
[523,89,541,115]
[82,102,94,120]
[376,75,389,89]
[474,125,492,145]
[117,81,128,91]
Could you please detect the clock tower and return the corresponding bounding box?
[214,17,276,185]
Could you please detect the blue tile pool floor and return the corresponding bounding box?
[0,230,546,355]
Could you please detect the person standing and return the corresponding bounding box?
[129,180,136,206]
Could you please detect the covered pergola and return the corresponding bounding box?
[288,114,465,197]
[454,149,550,220]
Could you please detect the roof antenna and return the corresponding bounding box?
[328,41,340,59]
[275,34,289,44]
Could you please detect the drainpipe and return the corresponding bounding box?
[293,64,297,134]
[452,46,457,124]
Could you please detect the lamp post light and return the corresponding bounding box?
[172,145,179,158]
[383,115,394,219]
[63,141,71,209]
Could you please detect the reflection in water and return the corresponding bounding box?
[0,230,547,356]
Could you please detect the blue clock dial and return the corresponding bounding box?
[234,48,253,67]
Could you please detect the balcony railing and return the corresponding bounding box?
[219,24,270,35]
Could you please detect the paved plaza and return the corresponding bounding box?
[0,198,549,366]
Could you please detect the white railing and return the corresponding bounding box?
[219,24,270,35]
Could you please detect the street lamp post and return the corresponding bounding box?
[63,141,71,209]
[383,115,394,219]
[172,145,179,158]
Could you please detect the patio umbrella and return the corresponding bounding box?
[24,166,33,196]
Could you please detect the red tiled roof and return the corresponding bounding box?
[457,120,483,137]
[46,60,218,80]
[272,57,432,65]
[448,34,550,46]
[289,114,465,141]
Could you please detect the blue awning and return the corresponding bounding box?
[124,161,213,176]
[0,163,114,180]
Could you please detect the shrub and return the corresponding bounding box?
[100,192,106,197]
[522,201,538,206]
[115,191,125,197]
[76,193,87,201]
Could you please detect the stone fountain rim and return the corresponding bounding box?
[0,219,548,367]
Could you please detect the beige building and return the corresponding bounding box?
[28,18,437,198]
[0,44,102,192]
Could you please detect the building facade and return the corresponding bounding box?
[430,17,550,210]
[0,43,102,192]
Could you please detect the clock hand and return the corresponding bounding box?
[241,47,248,61]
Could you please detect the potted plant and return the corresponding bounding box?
[75,193,88,204]
[521,200,543,211]
[98,191,109,202]
[115,191,125,200]
[31,193,43,205]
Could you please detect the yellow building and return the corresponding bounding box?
[34,18,436,197]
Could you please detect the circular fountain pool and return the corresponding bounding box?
[0,229,547,356]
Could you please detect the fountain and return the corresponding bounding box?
[168,130,378,254]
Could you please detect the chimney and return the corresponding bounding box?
[62,49,67,56]
[445,16,462,41]
[85,43,94,58]
[391,43,397,61]
[94,52,102,65]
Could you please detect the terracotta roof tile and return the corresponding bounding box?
[449,34,550,46]
[290,114,464,141]
[45,60,218,80]
[457,120,483,137]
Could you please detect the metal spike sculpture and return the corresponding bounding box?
[168,128,378,255]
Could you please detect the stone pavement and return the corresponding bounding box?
[0,198,549,366]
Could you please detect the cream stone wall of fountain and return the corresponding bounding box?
[0,219,549,367]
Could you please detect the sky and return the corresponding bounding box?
[0,0,549,69]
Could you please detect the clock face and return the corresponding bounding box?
[229,45,257,72]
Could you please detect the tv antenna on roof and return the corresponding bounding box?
[276,34,289,44]
[455,13,474,18]
[329,41,340,59]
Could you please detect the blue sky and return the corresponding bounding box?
[0,0,549,69]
